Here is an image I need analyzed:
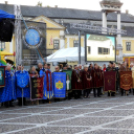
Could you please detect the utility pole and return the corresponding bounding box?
[78,31,81,64]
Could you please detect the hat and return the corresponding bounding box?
[109,61,113,65]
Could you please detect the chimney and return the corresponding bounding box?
[55,5,58,8]
[126,10,129,14]
[5,1,8,4]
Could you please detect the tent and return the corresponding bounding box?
[47,47,85,63]
[0,9,15,20]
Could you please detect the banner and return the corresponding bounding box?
[0,66,5,87]
[52,72,66,98]
[16,71,29,88]
[63,70,72,91]
[30,77,44,100]
[104,71,116,92]
[120,71,132,90]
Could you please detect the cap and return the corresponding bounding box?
[109,61,113,65]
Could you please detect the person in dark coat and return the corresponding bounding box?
[82,65,92,98]
[71,65,83,98]
[106,61,117,97]
[92,64,103,97]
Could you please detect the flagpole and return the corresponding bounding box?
[22,88,23,106]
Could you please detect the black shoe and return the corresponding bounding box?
[9,104,15,107]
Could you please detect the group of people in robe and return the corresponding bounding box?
[71,61,134,98]
[0,63,52,108]
[0,61,133,108]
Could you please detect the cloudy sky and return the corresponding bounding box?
[1,0,133,15]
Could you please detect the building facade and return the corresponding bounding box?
[1,3,134,65]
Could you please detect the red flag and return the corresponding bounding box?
[104,71,116,92]
[120,71,132,90]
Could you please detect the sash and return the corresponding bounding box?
[52,72,66,98]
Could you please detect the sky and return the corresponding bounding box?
[1,0,133,15]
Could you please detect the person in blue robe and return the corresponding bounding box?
[0,66,16,107]
[15,65,30,106]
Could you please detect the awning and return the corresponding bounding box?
[0,9,15,20]
[47,47,84,63]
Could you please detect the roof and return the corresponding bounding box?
[0,3,134,23]
[64,23,134,37]
[88,35,109,41]
[47,47,84,62]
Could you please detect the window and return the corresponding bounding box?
[126,42,131,51]
[87,46,91,54]
[73,40,79,47]
[98,47,110,55]
[53,40,59,49]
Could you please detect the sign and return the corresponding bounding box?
[104,71,116,92]
[52,72,66,98]
[120,71,132,90]
[21,21,46,66]
[85,34,116,62]
[30,77,44,100]
[0,66,5,87]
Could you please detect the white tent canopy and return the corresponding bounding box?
[47,47,85,63]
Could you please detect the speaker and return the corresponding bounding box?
[0,19,14,42]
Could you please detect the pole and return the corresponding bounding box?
[22,88,23,106]
[78,31,81,64]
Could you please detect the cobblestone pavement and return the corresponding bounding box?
[1,95,134,134]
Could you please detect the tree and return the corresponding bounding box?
[37,1,42,7]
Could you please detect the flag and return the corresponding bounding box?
[104,71,116,92]
[0,66,5,87]
[63,70,72,91]
[50,36,53,45]
[52,72,66,98]
[120,71,132,90]
[30,77,44,100]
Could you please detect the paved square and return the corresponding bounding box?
[1,95,134,134]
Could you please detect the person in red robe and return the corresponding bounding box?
[71,65,83,98]
[92,63,103,97]
[82,65,92,98]
[103,64,107,72]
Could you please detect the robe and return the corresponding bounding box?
[15,70,30,98]
[92,69,103,88]
[0,70,16,102]
[71,69,83,90]
[82,70,92,89]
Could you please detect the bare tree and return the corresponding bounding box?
[37,1,42,7]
